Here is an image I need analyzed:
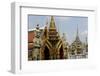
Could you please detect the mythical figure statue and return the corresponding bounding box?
[32,24,42,60]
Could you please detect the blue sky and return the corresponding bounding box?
[28,15,88,44]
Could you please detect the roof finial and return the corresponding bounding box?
[62,33,66,41]
[75,24,80,41]
[46,16,49,27]
[49,16,56,29]
[77,24,79,36]
[58,24,60,35]
[86,36,87,44]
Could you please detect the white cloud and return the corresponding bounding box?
[55,17,71,21]
[81,30,88,36]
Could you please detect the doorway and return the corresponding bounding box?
[44,46,50,60]
[59,46,64,59]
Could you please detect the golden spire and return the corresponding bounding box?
[49,16,56,29]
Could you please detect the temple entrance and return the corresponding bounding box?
[59,46,64,59]
[44,46,50,60]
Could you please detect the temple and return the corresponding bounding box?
[69,25,88,59]
[28,16,88,60]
